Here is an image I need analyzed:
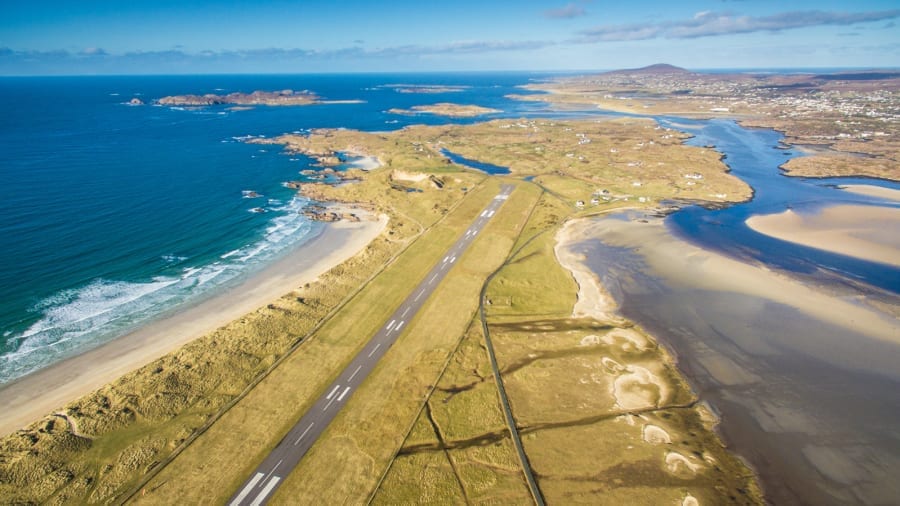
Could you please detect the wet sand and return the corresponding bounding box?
[746,205,900,268]
[558,212,900,505]
[0,212,387,436]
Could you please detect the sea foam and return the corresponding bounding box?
[0,196,315,384]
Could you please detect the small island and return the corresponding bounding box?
[387,102,501,117]
[157,89,320,106]
[382,84,469,94]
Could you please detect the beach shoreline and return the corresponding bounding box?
[0,211,387,436]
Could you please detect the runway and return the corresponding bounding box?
[229,185,514,505]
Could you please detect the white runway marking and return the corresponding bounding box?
[396,321,405,332]
[260,460,282,488]
[368,342,382,357]
[348,365,362,382]
[326,385,340,400]
[294,423,315,446]
[250,476,281,506]
[414,289,426,301]
[230,473,264,506]
[401,306,411,317]
[337,386,351,401]
[386,319,396,331]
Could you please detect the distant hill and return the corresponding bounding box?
[606,63,692,75]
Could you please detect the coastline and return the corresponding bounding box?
[0,212,387,436]
[556,211,900,504]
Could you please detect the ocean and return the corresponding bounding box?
[0,73,554,384]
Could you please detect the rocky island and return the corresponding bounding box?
[387,102,501,117]
[157,89,320,106]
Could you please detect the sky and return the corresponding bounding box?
[1,0,898,75]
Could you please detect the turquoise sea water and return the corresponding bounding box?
[0,73,552,384]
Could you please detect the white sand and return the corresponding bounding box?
[561,217,900,348]
[556,215,900,383]
[746,205,900,267]
[839,184,900,202]
[0,213,387,436]
[666,451,702,474]
[613,365,667,410]
[642,424,672,444]
[349,155,382,171]
[555,222,622,322]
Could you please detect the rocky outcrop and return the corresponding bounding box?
[157,90,320,107]
[301,205,361,222]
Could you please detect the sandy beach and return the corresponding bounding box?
[746,204,900,268]
[0,212,386,436]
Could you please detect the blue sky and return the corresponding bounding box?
[1,0,898,74]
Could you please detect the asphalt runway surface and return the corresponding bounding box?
[230,185,513,505]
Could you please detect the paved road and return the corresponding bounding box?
[229,185,514,506]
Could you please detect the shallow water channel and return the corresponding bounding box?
[568,119,900,505]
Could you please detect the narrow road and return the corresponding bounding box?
[229,185,514,506]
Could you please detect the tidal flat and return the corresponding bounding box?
[561,212,900,505]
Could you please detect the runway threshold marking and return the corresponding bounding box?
[228,185,514,506]
[250,477,281,506]
[230,473,264,506]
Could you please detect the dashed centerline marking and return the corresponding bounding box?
[401,306,411,317]
[348,365,362,382]
[368,342,382,357]
[260,459,282,488]
[294,423,315,446]
[414,289,426,301]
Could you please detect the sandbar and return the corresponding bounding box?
[0,211,386,436]
[839,184,900,202]
[746,205,900,268]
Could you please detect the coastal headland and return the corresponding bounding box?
[0,109,762,504]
